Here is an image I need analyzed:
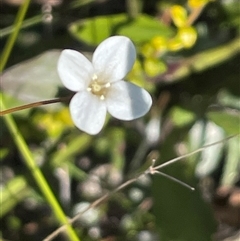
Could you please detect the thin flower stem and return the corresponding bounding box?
[186,4,206,26]
[152,171,195,191]
[0,15,42,39]
[0,0,31,72]
[43,134,238,241]
[1,101,80,241]
[1,0,79,239]
[126,0,141,19]
[0,96,72,116]
[153,134,239,170]
[44,178,138,241]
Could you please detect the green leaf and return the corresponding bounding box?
[0,176,30,217]
[69,14,127,45]
[188,120,226,177]
[0,148,9,160]
[217,89,240,110]
[152,163,217,241]
[159,37,240,83]
[51,133,92,167]
[0,92,30,117]
[1,50,63,109]
[152,125,217,241]
[69,14,173,45]
[169,106,196,127]
[107,127,125,170]
[207,111,240,135]
[221,137,240,186]
[67,162,88,181]
[117,14,173,44]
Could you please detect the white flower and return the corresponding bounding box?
[57,36,152,135]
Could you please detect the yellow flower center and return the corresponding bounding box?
[87,74,110,100]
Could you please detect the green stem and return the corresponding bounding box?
[0,15,43,39]
[0,0,31,72]
[126,0,142,19]
[0,0,80,239]
[1,99,80,241]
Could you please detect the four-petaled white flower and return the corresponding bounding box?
[57,36,152,135]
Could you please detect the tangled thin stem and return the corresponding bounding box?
[43,134,239,241]
[0,96,72,116]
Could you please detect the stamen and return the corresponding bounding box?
[92,74,98,81]
[105,83,111,88]
[87,74,111,99]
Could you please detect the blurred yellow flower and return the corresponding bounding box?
[177,26,197,48]
[188,0,209,8]
[170,5,188,28]
[144,58,167,77]
[141,43,156,58]
[127,59,145,87]
[167,37,183,51]
[33,108,73,138]
[151,36,168,54]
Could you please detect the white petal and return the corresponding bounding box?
[106,81,152,120]
[69,91,107,135]
[92,36,136,82]
[58,49,94,92]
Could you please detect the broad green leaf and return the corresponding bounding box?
[117,14,173,44]
[69,14,173,45]
[69,14,127,45]
[153,172,216,241]
[191,37,240,73]
[1,50,63,109]
[152,126,217,241]
[159,37,240,83]
[207,111,240,135]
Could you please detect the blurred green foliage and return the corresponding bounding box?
[1,0,240,240]
[70,14,173,45]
